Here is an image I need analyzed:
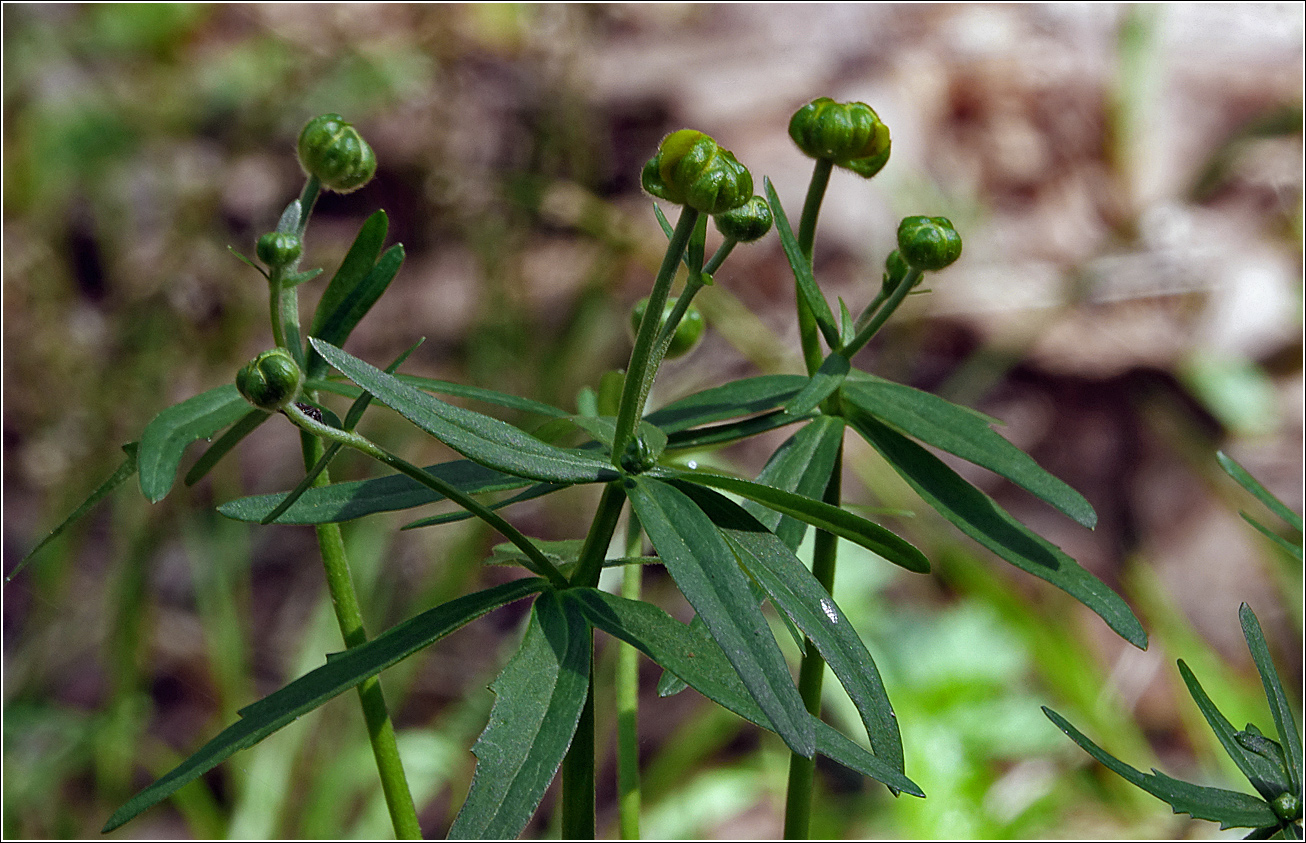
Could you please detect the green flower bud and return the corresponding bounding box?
[641,129,753,214]
[881,249,912,293]
[620,433,658,475]
[297,114,377,194]
[713,195,773,243]
[256,232,303,269]
[788,98,891,178]
[1272,792,1302,823]
[236,348,304,411]
[896,216,963,271]
[631,297,706,360]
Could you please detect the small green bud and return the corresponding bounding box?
[631,297,706,360]
[881,249,912,292]
[713,195,773,243]
[236,348,304,411]
[788,98,891,178]
[256,232,303,269]
[297,114,377,194]
[896,216,963,271]
[1271,792,1302,823]
[620,433,658,475]
[641,129,753,214]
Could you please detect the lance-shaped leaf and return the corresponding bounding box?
[138,385,255,503]
[842,377,1096,529]
[1179,660,1292,802]
[563,588,923,797]
[764,177,839,349]
[675,481,903,774]
[1043,707,1279,830]
[657,467,929,574]
[1218,451,1304,533]
[449,591,591,839]
[219,459,530,525]
[305,209,389,377]
[847,409,1146,649]
[743,415,845,551]
[783,352,849,417]
[311,339,618,484]
[309,375,571,420]
[103,577,547,833]
[309,244,404,373]
[1241,604,1303,794]
[402,481,565,530]
[665,408,809,452]
[183,408,271,487]
[628,477,815,757]
[644,374,808,433]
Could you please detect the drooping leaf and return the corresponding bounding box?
[311,339,618,484]
[1179,660,1292,802]
[783,352,849,417]
[1043,707,1279,830]
[644,374,808,434]
[742,415,845,551]
[103,577,548,833]
[1240,604,1303,794]
[676,481,903,774]
[138,385,255,503]
[448,591,591,839]
[847,409,1147,649]
[658,467,930,574]
[764,177,839,349]
[219,459,530,525]
[842,376,1097,529]
[628,477,815,757]
[563,588,923,797]
[183,409,271,487]
[14,443,138,576]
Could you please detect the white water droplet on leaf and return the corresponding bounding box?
[820,597,839,624]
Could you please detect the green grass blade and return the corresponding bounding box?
[138,385,255,502]
[763,177,839,349]
[218,459,530,525]
[783,352,849,417]
[13,443,138,576]
[448,591,591,839]
[1044,707,1279,830]
[563,588,923,797]
[1240,604,1303,794]
[628,477,815,757]
[1179,660,1292,801]
[660,467,930,574]
[742,415,844,551]
[183,409,271,487]
[102,578,548,833]
[1219,452,1304,532]
[310,339,618,484]
[842,377,1097,529]
[676,481,904,773]
[848,409,1147,648]
[644,374,807,433]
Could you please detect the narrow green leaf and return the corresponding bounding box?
[308,210,387,338]
[1239,513,1304,563]
[1240,604,1303,794]
[183,409,271,487]
[218,459,530,525]
[847,410,1147,648]
[743,415,845,551]
[449,591,591,839]
[310,374,571,420]
[311,339,618,484]
[138,385,255,503]
[401,481,565,530]
[103,578,548,833]
[1179,660,1291,802]
[563,588,923,797]
[1219,452,1304,532]
[764,177,839,349]
[1044,707,1279,830]
[676,481,904,773]
[14,443,138,576]
[842,377,1097,529]
[664,409,809,452]
[628,477,815,757]
[659,467,930,574]
[838,297,857,348]
[784,352,849,417]
[644,374,808,433]
[307,243,405,376]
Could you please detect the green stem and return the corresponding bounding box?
[842,267,922,358]
[795,160,834,375]
[570,482,628,589]
[612,206,699,459]
[301,432,422,840]
[616,513,644,839]
[782,442,842,840]
[702,237,738,276]
[561,669,597,839]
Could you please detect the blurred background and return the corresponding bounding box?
[3,4,1301,838]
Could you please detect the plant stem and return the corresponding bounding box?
[795,160,833,376]
[301,432,422,840]
[782,442,842,840]
[612,206,699,459]
[842,267,922,357]
[561,670,597,839]
[616,514,644,839]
